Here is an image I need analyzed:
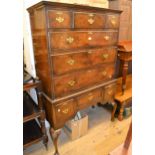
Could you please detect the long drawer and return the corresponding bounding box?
[53,64,115,97]
[49,31,118,50]
[52,47,117,75]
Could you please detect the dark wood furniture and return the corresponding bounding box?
[124,121,132,149]
[115,74,132,121]
[109,0,132,41]
[117,41,132,94]
[27,1,122,154]
[23,76,48,149]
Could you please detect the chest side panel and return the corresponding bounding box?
[29,7,52,98]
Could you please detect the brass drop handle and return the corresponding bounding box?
[88,37,92,41]
[102,71,107,76]
[66,37,74,44]
[68,80,76,87]
[88,93,94,101]
[88,18,95,24]
[111,19,116,26]
[62,108,69,114]
[104,36,110,41]
[56,16,64,23]
[57,108,69,114]
[67,59,75,65]
[102,53,109,59]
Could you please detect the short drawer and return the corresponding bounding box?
[103,82,116,102]
[105,14,120,29]
[52,52,90,75]
[74,12,105,28]
[49,31,118,50]
[77,89,102,110]
[47,10,71,28]
[54,99,77,123]
[53,64,115,97]
[87,47,117,65]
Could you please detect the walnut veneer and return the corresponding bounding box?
[27,1,122,154]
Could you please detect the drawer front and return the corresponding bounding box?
[87,47,117,65]
[54,99,77,123]
[77,89,102,110]
[103,83,116,102]
[52,52,90,75]
[106,14,120,29]
[50,31,118,50]
[48,10,71,28]
[74,12,105,28]
[53,64,115,97]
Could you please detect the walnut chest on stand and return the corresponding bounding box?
[27,1,122,154]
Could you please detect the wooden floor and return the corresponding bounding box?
[24,106,131,155]
[109,142,132,155]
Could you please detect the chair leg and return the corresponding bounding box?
[118,103,124,121]
[111,101,117,121]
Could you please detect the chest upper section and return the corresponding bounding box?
[47,10,120,29]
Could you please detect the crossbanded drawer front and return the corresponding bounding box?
[53,64,115,97]
[77,89,102,110]
[47,10,71,28]
[52,52,89,75]
[52,47,116,75]
[49,31,118,50]
[103,83,116,102]
[54,99,77,123]
[87,47,117,65]
[74,12,105,28]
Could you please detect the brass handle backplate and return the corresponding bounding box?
[66,37,74,44]
[67,59,75,65]
[62,108,69,114]
[88,37,92,41]
[68,80,75,87]
[102,54,109,59]
[88,18,95,24]
[57,108,69,114]
[56,16,64,23]
[111,19,116,26]
[104,36,110,41]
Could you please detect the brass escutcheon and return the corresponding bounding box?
[88,13,94,17]
[67,59,75,65]
[66,37,74,44]
[68,80,75,87]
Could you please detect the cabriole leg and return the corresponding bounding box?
[49,128,61,155]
